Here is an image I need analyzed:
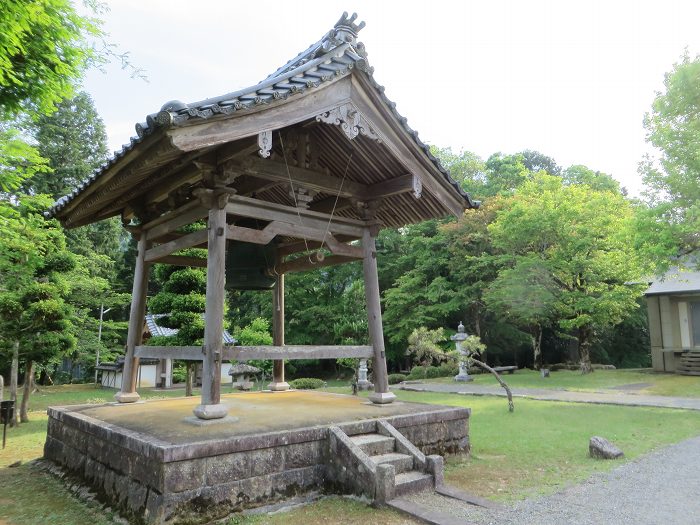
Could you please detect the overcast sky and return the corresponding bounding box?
[82,0,700,197]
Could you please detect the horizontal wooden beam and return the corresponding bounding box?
[150,255,208,267]
[225,194,368,238]
[135,345,373,361]
[227,221,363,258]
[277,254,360,274]
[230,158,367,198]
[144,229,208,262]
[144,201,208,241]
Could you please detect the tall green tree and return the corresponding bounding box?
[489,174,644,373]
[0,194,76,421]
[640,52,700,268]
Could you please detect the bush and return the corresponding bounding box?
[172,363,187,384]
[438,363,459,377]
[425,366,442,379]
[289,378,326,390]
[388,373,407,385]
[407,365,427,380]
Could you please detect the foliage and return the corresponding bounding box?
[23,91,109,198]
[406,326,447,366]
[288,377,326,390]
[387,373,407,384]
[488,174,644,372]
[640,52,700,270]
[0,125,50,192]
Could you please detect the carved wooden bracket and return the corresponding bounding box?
[258,130,272,158]
[316,103,381,143]
[412,176,422,198]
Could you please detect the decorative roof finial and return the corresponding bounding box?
[322,12,366,52]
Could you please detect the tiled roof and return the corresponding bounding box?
[645,267,700,296]
[145,314,237,344]
[49,12,476,218]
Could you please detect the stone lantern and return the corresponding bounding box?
[451,322,473,382]
[357,359,373,391]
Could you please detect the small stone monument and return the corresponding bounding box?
[357,359,373,391]
[452,322,473,382]
[228,363,261,391]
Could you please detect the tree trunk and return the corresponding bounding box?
[10,341,19,427]
[578,325,593,374]
[471,357,514,412]
[20,360,34,423]
[185,363,193,397]
[532,325,543,370]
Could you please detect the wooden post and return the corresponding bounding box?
[362,227,396,404]
[115,234,151,403]
[193,204,229,419]
[268,272,290,391]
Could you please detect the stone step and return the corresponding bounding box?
[349,433,395,456]
[386,498,466,525]
[394,470,434,497]
[370,452,414,474]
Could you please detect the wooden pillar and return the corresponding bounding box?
[115,234,151,403]
[193,204,228,419]
[268,272,290,391]
[362,227,396,404]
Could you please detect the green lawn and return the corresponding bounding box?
[421,368,700,397]
[1,384,699,524]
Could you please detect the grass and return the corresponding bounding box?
[1,383,700,523]
[422,368,700,397]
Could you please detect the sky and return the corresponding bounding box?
[82,0,700,197]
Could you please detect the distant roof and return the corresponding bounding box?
[48,12,477,229]
[645,267,700,296]
[145,314,237,344]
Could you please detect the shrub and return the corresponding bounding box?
[289,378,326,390]
[388,373,407,384]
[425,366,442,379]
[438,363,459,377]
[172,363,187,384]
[407,365,428,380]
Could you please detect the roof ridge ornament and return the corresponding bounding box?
[322,12,366,53]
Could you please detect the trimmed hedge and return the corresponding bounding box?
[388,373,407,385]
[289,377,326,390]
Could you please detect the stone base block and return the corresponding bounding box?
[369,391,397,404]
[113,391,141,403]
[193,403,228,420]
[267,381,290,392]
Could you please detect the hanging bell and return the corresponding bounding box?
[225,241,277,290]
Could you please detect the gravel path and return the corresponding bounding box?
[397,383,700,411]
[408,435,700,524]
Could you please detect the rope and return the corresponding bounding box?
[278,132,311,258]
[320,149,353,253]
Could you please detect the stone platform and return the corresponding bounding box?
[44,391,469,524]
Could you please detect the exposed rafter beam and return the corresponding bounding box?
[144,229,208,262]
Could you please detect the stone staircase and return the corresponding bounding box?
[348,432,435,498]
[678,351,700,376]
[327,419,443,503]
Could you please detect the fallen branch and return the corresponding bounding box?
[470,358,514,412]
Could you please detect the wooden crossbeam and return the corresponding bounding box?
[151,255,208,267]
[277,254,359,274]
[135,345,373,361]
[225,194,368,238]
[144,229,208,262]
[143,201,208,241]
[227,221,363,258]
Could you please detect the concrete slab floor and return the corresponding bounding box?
[56,391,450,445]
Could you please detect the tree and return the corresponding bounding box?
[0,194,76,421]
[0,0,102,118]
[24,91,109,198]
[640,53,700,268]
[520,149,561,176]
[0,124,50,192]
[148,255,208,396]
[489,174,644,373]
[484,258,558,369]
[406,327,447,366]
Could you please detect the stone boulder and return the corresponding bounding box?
[589,436,624,459]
